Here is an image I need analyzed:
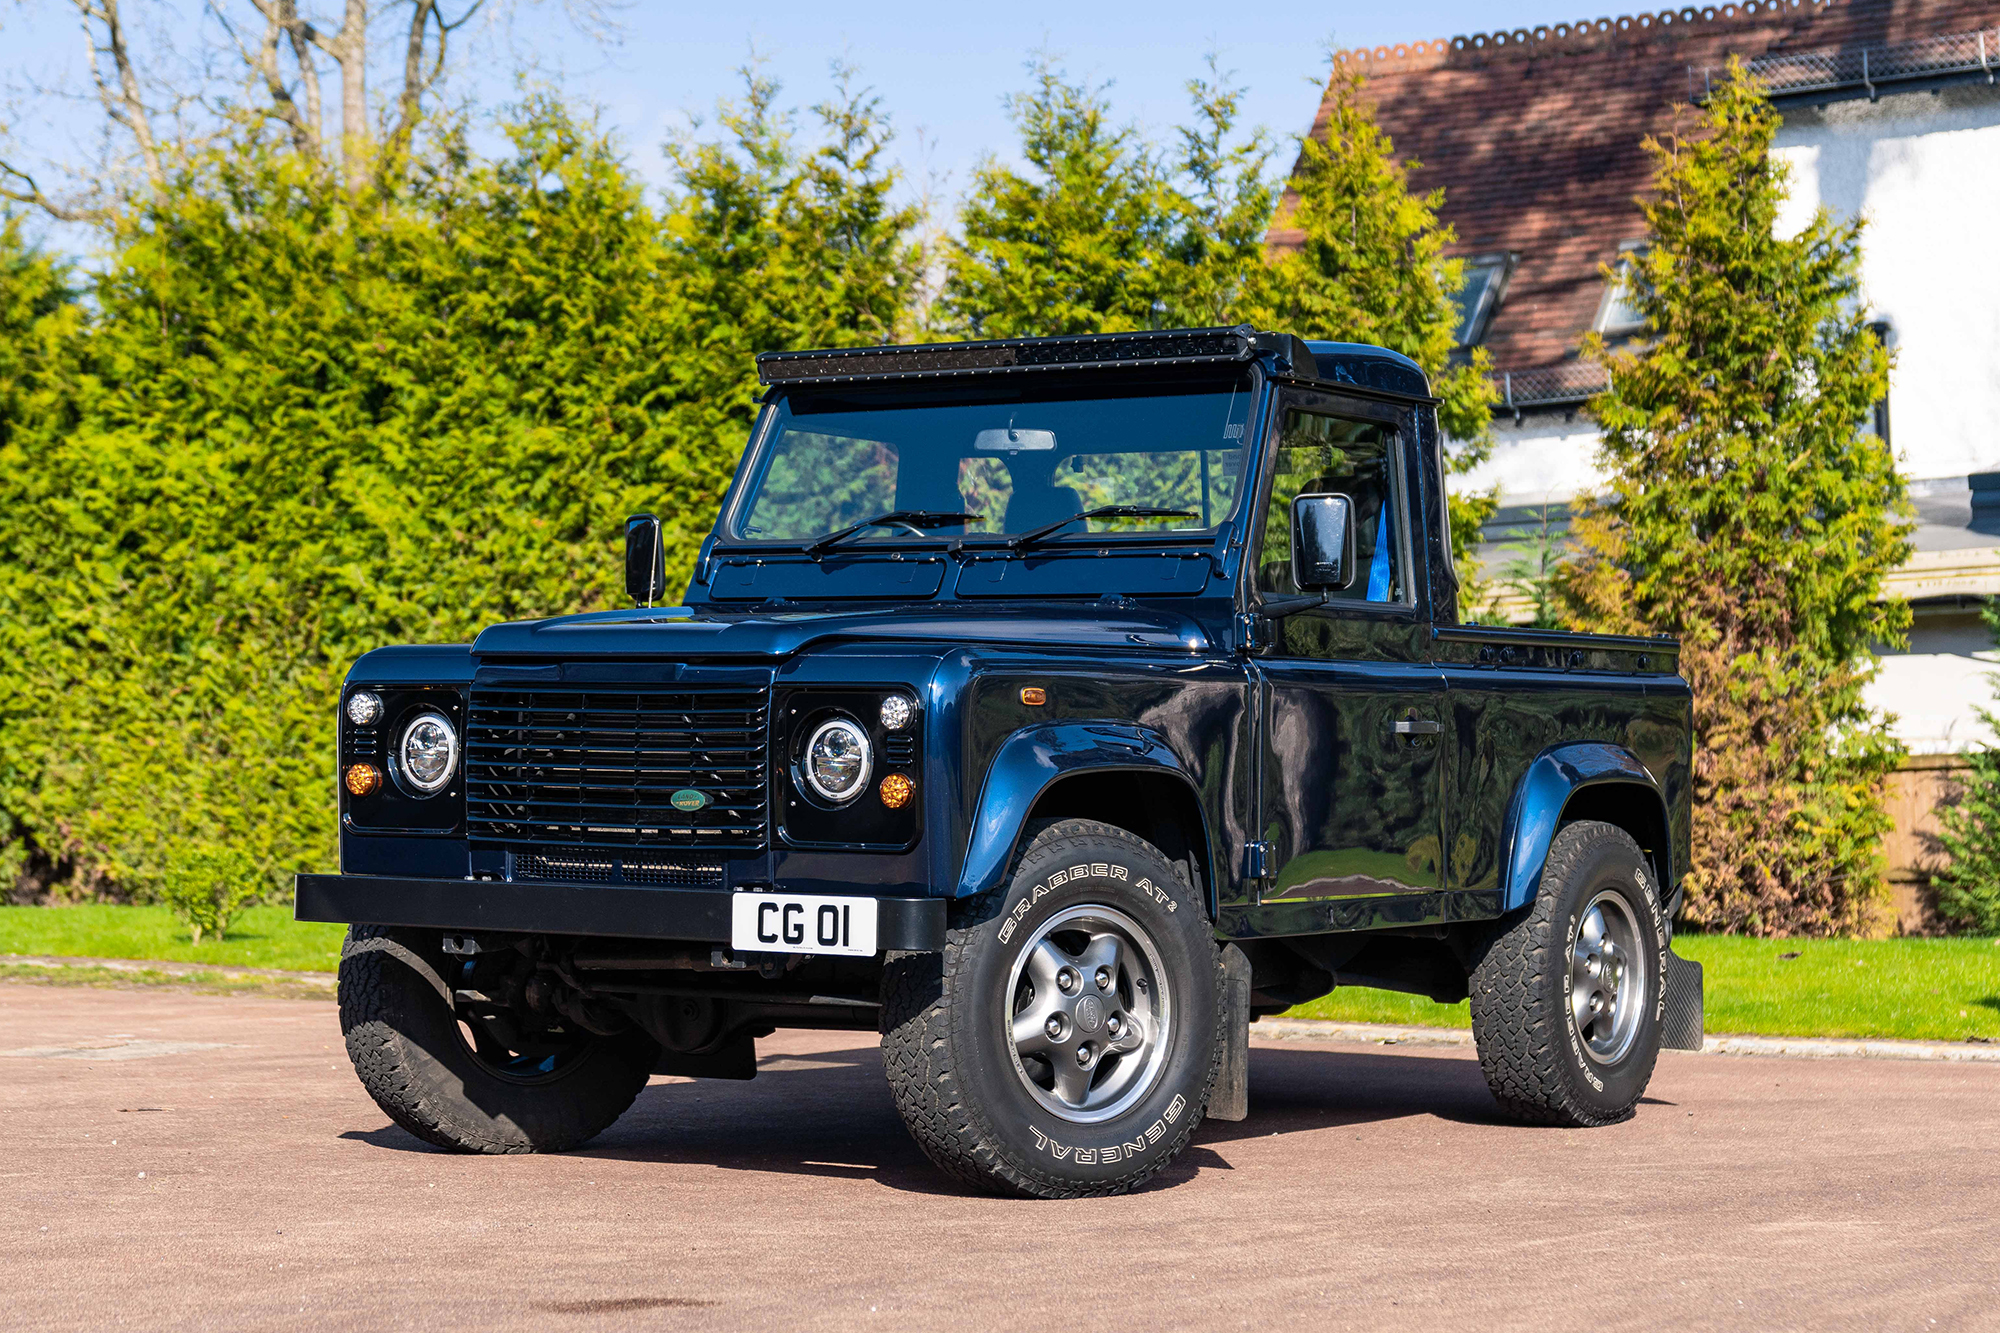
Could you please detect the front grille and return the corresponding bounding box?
[515,853,616,882]
[467,683,769,851]
[513,852,724,888]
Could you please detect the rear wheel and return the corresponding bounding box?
[881,819,1223,1198]
[338,925,659,1153]
[1468,821,1667,1127]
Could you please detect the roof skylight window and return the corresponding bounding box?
[1452,253,1513,349]
[1594,241,1650,339]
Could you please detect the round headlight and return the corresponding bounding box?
[879,695,913,731]
[803,718,872,803]
[346,691,383,727]
[398,712,458,794]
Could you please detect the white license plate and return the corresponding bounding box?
[730,893,878,957]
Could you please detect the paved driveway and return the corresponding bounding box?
[4,983,1996,1332]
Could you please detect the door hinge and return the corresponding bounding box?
[1241,840,1273,880]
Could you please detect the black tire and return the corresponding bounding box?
[338,925,659,1154]
[880,819,1223,1198]
[1468,820,1668,1127]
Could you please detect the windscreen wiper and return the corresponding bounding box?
[805,510,981,558]
[1005,505,1197,553]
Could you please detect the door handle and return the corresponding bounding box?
[1392,719,1442,735]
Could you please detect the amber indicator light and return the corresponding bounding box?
[1020,687,1047,706]
[879,773,915,810]
[344,763,382,797]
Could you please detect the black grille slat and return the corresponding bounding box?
[467,683,770,850]
[510,853,725,888]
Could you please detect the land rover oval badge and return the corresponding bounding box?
[670,789,709,812]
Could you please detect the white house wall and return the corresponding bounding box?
[1452,412,1607,508]
[1773,83,2000,483]
[1451,81,2000,759]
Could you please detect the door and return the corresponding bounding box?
[1250,396,1448,908]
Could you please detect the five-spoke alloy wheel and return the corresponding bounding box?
[1568,889,1647,1066]
[1007,905,1172,1122]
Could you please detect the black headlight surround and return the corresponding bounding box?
[342,684,466,834]
[776,687,921,850]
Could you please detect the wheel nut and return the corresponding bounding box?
[1094,966,1112,991]
[1045,1014,1065,1040]
[1057,967,1079,993]
[1076,1043,1094,1067]
[1106,1014,1123,1038]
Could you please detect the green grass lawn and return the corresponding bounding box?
[1286,934,2000,1043]
[0,904,343,973]
[3,905,1997,1041]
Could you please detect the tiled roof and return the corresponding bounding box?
[1271,0,2000,376]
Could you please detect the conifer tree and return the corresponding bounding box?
[943,61,1178,337]
[1162,58,1279,328]
[1560,62,1910,935]
[1255,60,1498,589]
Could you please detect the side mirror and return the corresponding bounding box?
[1291,493,1354,591]
[624,513,666,606]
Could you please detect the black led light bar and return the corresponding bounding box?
[756,326,1275,386]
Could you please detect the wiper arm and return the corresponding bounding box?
[805,510,980,558]
[1005,505,1197,553]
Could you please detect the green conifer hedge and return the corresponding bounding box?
[1561,64,1911,936]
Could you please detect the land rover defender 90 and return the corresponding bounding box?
[299,326,1702,1198]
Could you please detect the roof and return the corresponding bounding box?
[1272,0,2000,388]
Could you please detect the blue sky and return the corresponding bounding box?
[4,1,1593,226]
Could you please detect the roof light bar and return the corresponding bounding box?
[756,326,1259,387]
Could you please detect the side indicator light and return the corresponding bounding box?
[1020,687,1047,706]
[345,763,382,797]
[879,773,915,810]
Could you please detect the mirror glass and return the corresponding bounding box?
[972,426,1058,453]
[624,513,666,604]
[1292,493,1353,590]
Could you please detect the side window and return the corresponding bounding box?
[1257,410,1407,606]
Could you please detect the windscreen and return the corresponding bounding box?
[732,376,1256,544]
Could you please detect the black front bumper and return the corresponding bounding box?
[295,874,948,951]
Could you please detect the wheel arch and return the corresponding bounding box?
[1501,743,1674,913]
[955,722,1217,918]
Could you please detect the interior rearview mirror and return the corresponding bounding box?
[624,513,667,606]
[1291,493,1354,591]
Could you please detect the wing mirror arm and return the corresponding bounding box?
[1252,592,1327,620]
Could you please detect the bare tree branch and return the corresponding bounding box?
[77,0,165,188]
[281,0,324,147]
[228,0,320,157]
[0,160,105,222]
[384,0,438,163]
[293,0,368,163]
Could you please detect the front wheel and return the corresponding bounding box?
[338,925,659,1153]
[1469,820,1668,1127]
[880,819,1223,1198]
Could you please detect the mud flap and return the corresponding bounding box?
[1660,946,1704,1051]
[1209,943,1251,1122]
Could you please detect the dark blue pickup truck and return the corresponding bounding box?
[301,326,1702,1198]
